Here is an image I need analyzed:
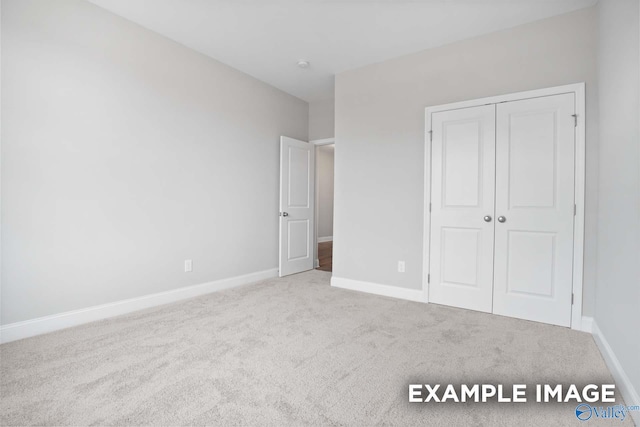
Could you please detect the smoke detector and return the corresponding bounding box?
[297,60,310,69]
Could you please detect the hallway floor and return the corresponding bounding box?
[317,241,332,272]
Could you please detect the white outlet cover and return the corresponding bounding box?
[184,260,193,272]
[398,261,406,273]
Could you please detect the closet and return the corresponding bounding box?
[426,89,580,327]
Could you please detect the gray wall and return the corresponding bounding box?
[1,0,308,324]
[334,8,599,314]
[316,145,334,239]
[309,99,335,140]
[594,0,640,402]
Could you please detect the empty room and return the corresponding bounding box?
[1,0,639,426]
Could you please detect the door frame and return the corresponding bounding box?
[422,83,586,330]
[311,138,335,269]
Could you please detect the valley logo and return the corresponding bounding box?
[576,404,594,421]
[575,403,640,422]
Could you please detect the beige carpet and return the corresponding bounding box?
[0,270,631,426]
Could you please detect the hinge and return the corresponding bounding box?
[572,114,578,127]
[429,130,433,142]
[574,204,577,216]
[571,293,574,305]
[428,274,431,284]
[429,202,432,212]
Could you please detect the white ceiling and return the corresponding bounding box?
[89,0,596,102]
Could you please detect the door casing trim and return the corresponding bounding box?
[310,138,335,275]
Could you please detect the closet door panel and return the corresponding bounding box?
[429,105,496,313]
[493,93,575,327]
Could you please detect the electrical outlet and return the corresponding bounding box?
[184,259,193,272]
[398,261,405,273]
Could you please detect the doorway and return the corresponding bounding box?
[278,136,334,277]
[315,141,334,272]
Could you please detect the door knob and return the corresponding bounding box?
[483,215,492,222]
[281,212,289,217]
[498,216,506,223]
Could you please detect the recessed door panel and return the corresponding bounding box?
[288,147,311,208]
[508,111,557,209]
[288,220,310,260]
[506,231,555,297]
[443,121,482,207]
[441,228,481,287]
[493,93,575,327]
[429,105,496,313]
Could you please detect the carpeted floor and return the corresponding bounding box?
[0,270,632,426]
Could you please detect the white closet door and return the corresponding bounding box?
[493,93,575,327]
[429,105,496,313]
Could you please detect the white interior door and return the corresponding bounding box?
[279,136,315,277]
[492,93,576,327]
[429,105,496,313]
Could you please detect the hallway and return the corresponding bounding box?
[317,241,332,272]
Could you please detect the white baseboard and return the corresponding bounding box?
[0,268,278,344]
[591,320,640,425]
[579,315,593,333]
[318,236,333,243]
[331,276,425,303]
[314,259,320,268]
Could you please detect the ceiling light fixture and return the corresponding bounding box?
[297,60,310,69]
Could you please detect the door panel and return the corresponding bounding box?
[493,93,575,327]
[441,228,481,286]
[279,136,314,277]
[443,121,482,207]
[429,105,496,313]
[507,110,558,208]
[288,220,310,260]
[288,146,311,207]
[506,231,555,297]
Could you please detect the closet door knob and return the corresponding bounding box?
[498,216,506,223]
[483,215,492,222]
